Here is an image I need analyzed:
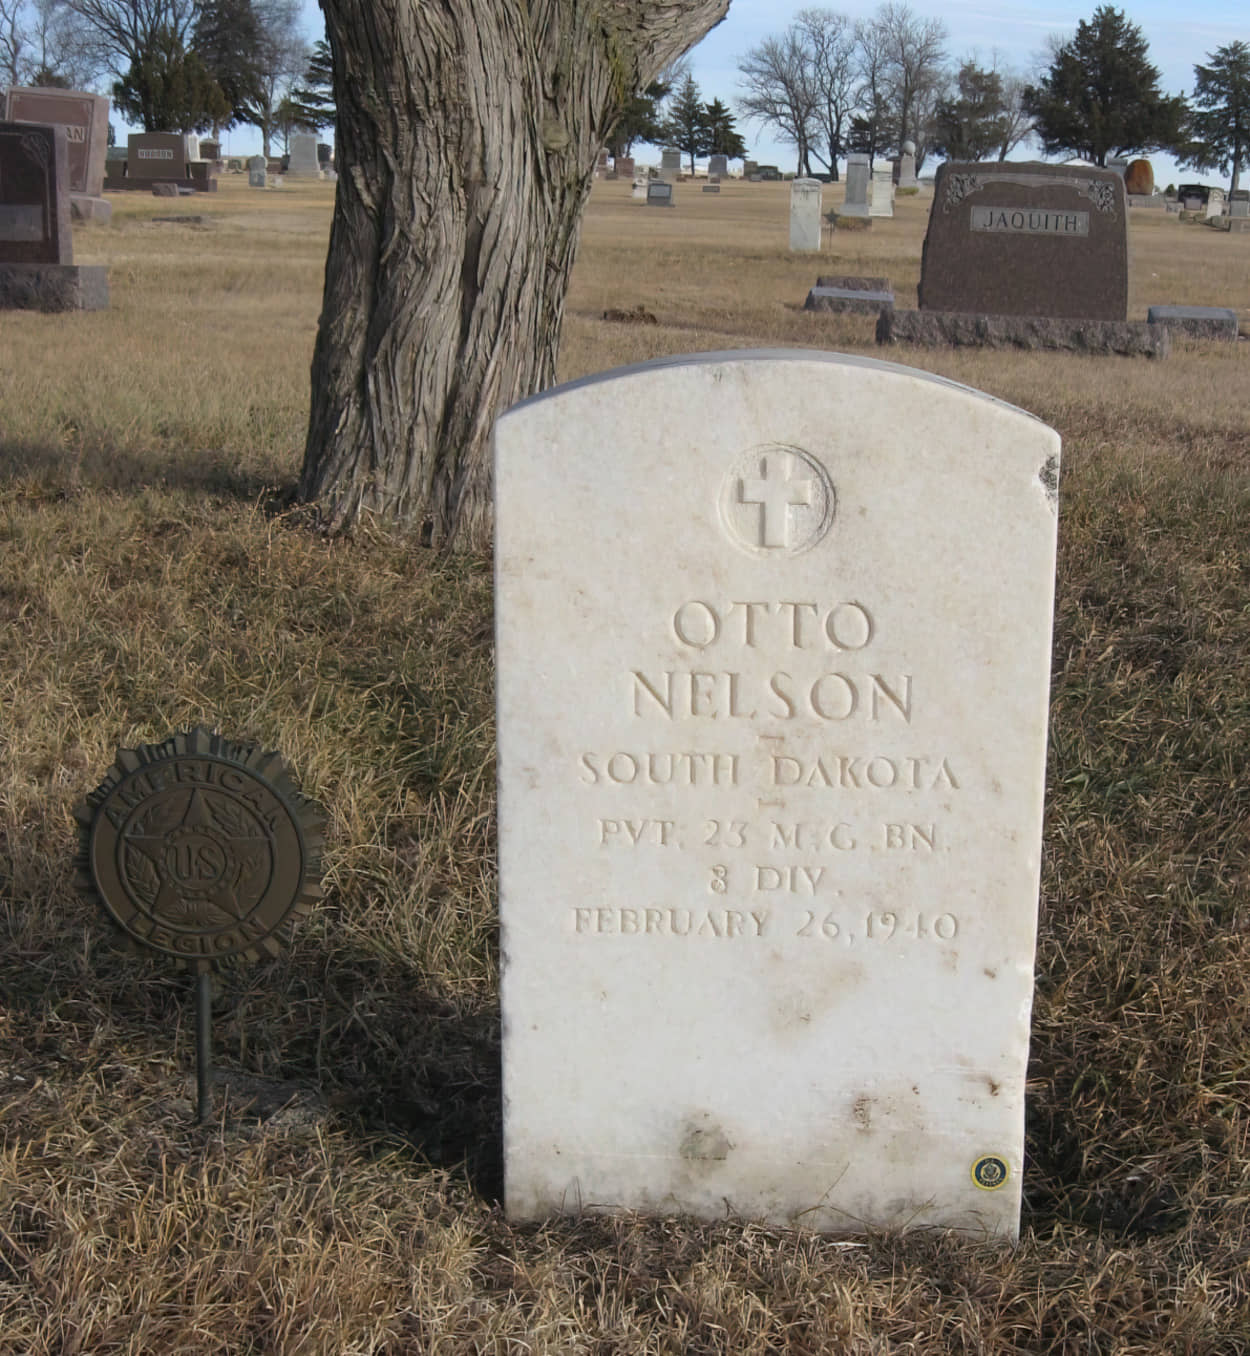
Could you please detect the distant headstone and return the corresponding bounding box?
[287,132,319,175]
[743,160,759,177]
[789,177,823,250]
[199,139,221,161]
[869,167,894,218]
[495,349,1061,1240]
[615,156,635,180]
[919,161,1127,321]
[1205,188,1225,219]
[842,154,870,217]
[1146,304,1238,340]
[249,164,267,188]
[317,142,332,166]
[1230,191,1249,219]
[660,148,681,181]
[0,122,108,311]
[702,184,721,194]
[126,132,191,179]
[4,86,109,200]
[1106,157,1128,178]
[707,154,729,179]
[1178,184,1206,211]
[646,181,673,208]
[897,140,918,190]
[1124,159,1153,196]
[804,285,893,315]
[631,175,648,201]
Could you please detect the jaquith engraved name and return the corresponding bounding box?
[969,207,1089,236]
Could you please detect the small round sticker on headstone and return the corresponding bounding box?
[75,726,324,967]
[970,1154,1010,1191]
[719,443,835,557]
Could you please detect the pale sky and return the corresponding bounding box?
[265,2,1248,186]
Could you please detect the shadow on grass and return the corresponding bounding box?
[0,851,504,1203]
[0,436,293,506]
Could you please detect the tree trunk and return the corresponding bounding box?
[297,0,729,548]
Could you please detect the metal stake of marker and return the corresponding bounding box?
[195,963,213,1123]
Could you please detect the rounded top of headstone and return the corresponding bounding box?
[1124,158,1154,196]
[902,140,916,155]
[75,726,325,969]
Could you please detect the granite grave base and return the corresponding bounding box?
[0,263,109,311]
[878,309,1169,358]
[1146,306,1240,341]
[103,175,217,193]
[804,286,894,315]
[69,195,111,223]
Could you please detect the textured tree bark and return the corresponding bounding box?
[297,0,729,548]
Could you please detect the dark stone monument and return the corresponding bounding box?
[103,132,217,193]
[0,121,108,311]
[919,161,1128,321]
[126,130,191,179]
[4,86,111,222]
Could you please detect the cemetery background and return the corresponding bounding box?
[0,174,1247,1349]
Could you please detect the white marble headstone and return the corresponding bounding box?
[495,350,1060,1241]
[789,178,823,250]
[869,167,895,217]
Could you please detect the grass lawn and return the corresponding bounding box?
[0,174,1248,1352]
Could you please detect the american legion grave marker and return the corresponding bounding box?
[920,161,1127,320]
[495,349,1060,1239]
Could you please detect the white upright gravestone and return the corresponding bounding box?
[869,167,895,217]
[495,350,1060,1240]
[789,178,823,250]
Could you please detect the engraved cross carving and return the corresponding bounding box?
[738,454,813,548]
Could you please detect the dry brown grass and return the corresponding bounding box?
[1,175,1249,1353]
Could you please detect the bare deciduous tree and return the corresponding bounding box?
[25,0,100,86]
[996,71,1035,160]
[58,0,196,78]
[796,7,857,180]
[296,0,731,547]
[0,0,28,83]
[737,28,818,176]
[871,2,946,158]
[851,14,892,167]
